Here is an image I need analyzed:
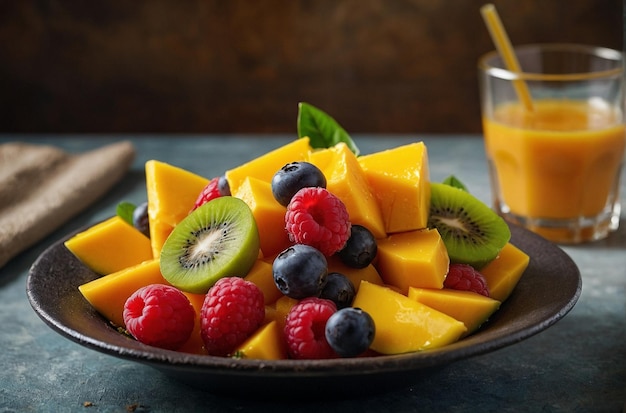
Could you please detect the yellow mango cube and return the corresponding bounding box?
[358,142,431,233]
[244,259,283,305]
[375,228,449,293]
[308,143,386,239]
[145,160,210,257]
[79,259,207,355]
[270,295,299,331]
[353,281,467,354]
[274,294,299,315]
[408,288,501,336]
[234,320,288,360]
[480,243,530,302]
[234,176,291,257]
[78,259,167,327]
[177,292,208,355]
[225,137,311,196]
[327,256,384,291]
[65,216,153,275]
[263,305,281,326]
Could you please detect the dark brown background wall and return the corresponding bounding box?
[0,0,621,134]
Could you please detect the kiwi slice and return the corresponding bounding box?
[160,196,260,294]
[428,182,510,269]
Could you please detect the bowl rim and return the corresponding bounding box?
[26,222,582,378]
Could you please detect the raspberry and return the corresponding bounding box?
[123,284,195,350]
[191,177,221,211]
[444,263,490,297]
[284,297,338,359]
[285,187,351,256]
[200,277,265,356]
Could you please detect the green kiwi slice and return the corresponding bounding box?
[428,182,510,269]
[160,196,260,294]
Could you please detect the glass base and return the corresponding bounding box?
[496,202,621,245]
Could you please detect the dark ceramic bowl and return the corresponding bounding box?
[27,223,581,398]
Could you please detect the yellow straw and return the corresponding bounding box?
[480,3,534,111]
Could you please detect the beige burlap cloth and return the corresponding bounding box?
[0,141,135,269]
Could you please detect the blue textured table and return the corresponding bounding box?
[1,135,624,412]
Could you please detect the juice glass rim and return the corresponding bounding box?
[478,43,623,82]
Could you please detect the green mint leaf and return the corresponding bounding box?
[116,201,137,226]
[297,102,360,156]
[442,175,468,192]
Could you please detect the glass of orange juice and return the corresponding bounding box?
[479,43,625,244]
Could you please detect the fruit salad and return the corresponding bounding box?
[65,104,530,360]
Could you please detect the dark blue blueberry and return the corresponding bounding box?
[271,161,327,207]
[320,272,355,309]
[325,307,375,358]
[272,244,328,299]
[337,225,377,268]
[217,175,231,196]
[132,201,150,237]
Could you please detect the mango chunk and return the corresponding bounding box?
[78,259,167,327]
[308,143,386,239]
[480,243,530,302]
[269,295,299,331]
[177,292,207,355]
[65,216,153,275]
[234,176,291,257]
[145,160,210,257]
[353,281,467,354]
[375,228,449,294]
[244,258,283,305]
[327,256,384,291]
[234,320,288,360]
[358,142,431,233]
[263,305,281,326]
[225,137,311,196]
[79,259,207,355]
[408,288,501,336]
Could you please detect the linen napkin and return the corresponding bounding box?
[0,140,135,269]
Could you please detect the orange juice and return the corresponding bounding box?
[483,99,625,220]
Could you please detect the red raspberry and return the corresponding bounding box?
[285,187,351,256]
[200,277,265,356]
[284,297,338,359]
[191,177,221,211]
[444,263,490,297]
[123,284,195,350]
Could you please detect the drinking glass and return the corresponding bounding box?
[479,43,625,243]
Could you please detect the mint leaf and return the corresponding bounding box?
[442,175,468,192]
[116,201,136,226]
[297,102,360,155]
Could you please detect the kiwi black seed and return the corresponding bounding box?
[428,182,510,269]
[160,196,260,294]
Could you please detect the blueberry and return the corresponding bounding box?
[272,244,328,299]
[271,162,327,206]
[325,307,375,358]
[132,201,150,237]
[320,272,355,309]
[217,175,231,196]
[337,225,377,268]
